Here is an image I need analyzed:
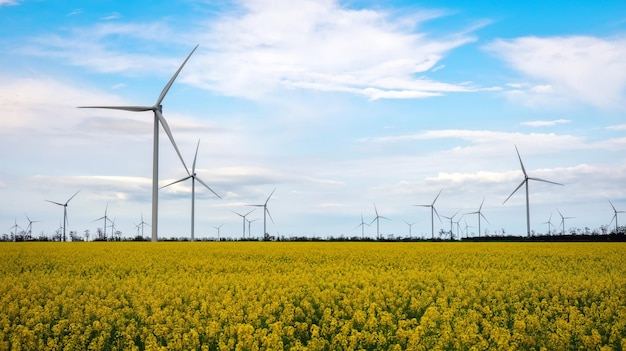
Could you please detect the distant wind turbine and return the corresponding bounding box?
[355,213,370,239]
[160,139,221,241]
[503,145,563,237]
[248,188,276,237]
[557,209,574,235]
[246,218,259,239]
[542,213,555,235]
[466,198,489,238]
[403,220,416,239]
[79,45,199,242]
[93,203,111,238]
[8,218,21,242]
[24,214,40,240]
[212,224,223,241]
[135,213,150,239]
[414,189,443,240]
[441,210,460,239]
[46,190,80,242]
[608,199,625,234]
[370,203,390,240]
[233,210,254,239]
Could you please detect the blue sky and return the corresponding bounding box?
[1,0,625,240]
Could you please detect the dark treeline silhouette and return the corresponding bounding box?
[2,226,625,242]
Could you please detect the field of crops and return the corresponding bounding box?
[1,242,625,351]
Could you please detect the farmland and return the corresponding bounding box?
[1,242,625,350]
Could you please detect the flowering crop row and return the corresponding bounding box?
[1,242,625,350]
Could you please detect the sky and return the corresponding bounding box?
[1,0,625,240]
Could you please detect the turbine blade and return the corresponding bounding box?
[192,139,200,174]
[433,207,442,223]
[245,209,255,216]
[46,200,64,206]
[196,176,221,199]
[432,189,443,205]
[78,105,153,112]
[479,198,485,211]
[156,110,190,175]
[503,180,526,204]
[514,145,527,177]
[266,208,275,224]
[266,188,276,205]
[66,190,80,204]
[528,177,563,186]
[160,175,192,189]
[480,213,490,225]
[156,44,199,106]
[608,199,617,212]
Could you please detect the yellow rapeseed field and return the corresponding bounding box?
[1,242,625,350]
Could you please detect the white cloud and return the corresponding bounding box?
[189,0,477,99]
[607,124,626,131]
[0,0,18,6]
[485,35,626,109]
[520,119,571,127]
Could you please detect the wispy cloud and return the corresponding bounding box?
[101,12,121,20]
[67,8,82,16]
[607,124,626,131]
[485,35,626,109]
[0,0,18,6]
[520,119,571,127]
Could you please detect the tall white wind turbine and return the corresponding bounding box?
[212,224,223,241]
[93,203,111,238]
[8,218,21,242]
[79,45,199,242]
[161,140,221,241]
[403,220,416,239]
[414,189,443,240]
[441,210,460,240]
[46,190,80,242]
[608,199,625,234]
[135,213,150,239]
[542,213,555,235]
[503,145,563,237]
[246,218,259,239]
[370,203,390,240]
[248,188,276,237]
[465,198,489,238]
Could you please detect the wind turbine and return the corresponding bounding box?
[46,190,80,242]
[212,224,223,241]
[8,218,22,242]
[608,199,625,234]
[135,213,150,239]
[503,145,563,237]
[246,218,259,239]
[369,203,390,240]
[466,198,489,238]
[160,140,221,241]
[441,210,460,239]
[79,45,199,242]
[557,209,574,235]
[414,189,443,240]
[542,213,555,235]
[24,214,40,240]
[93,203,111,238]
[233,210,254,239]
[403,220,416,239]
[355,213,370,239]
[248,188,276,237]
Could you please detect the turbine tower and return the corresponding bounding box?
[465,198,489,238]
[608,199,625,234]
[369,203,390,240]
[355,213,369,239]
[46,190,80,242]
[248,188,276,237]
[414,189,443,240]
[161,140,221,241]
[503,145,563,237]
[79,45,199,242]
